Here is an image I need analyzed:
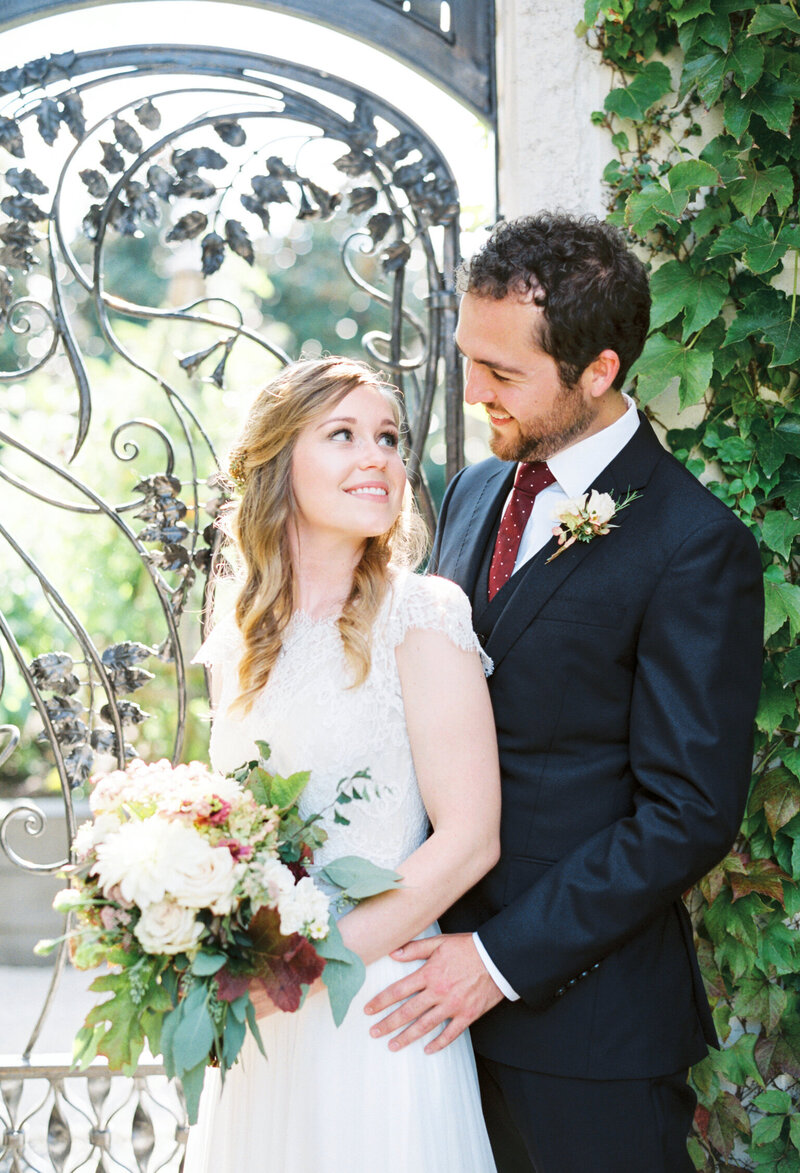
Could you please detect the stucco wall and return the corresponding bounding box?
[496,0,612,220]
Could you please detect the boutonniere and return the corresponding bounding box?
[547,488,641,563]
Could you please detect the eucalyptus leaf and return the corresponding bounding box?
[321,856,402,900]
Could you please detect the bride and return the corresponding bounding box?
[184,356,500,1172]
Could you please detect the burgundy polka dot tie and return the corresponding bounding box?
[488,461,556,600]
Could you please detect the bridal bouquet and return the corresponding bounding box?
[37,744,400,1122]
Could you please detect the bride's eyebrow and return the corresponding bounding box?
[318,416,397,429]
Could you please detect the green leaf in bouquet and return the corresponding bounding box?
[191,951,228,976]
[243,766,275,808]
[172,983,215,1073]
[159,1002,182,1079]
[72,1023,103,1070]
[244,996,267,1059]
[321,856,402,901]
[221,1010,246,1068]
[270,769,311,811]
[316,919,366,1027]
[254,739,272,763]
[179,1058,208,1126]
[228,992,249,1023]
[247,905,326,1013]
[84,984,145,1076]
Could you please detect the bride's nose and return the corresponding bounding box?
[358,439,388,468]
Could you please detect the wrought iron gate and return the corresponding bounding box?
[0,4,495,1170]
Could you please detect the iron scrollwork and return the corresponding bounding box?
[0,40,463,1172]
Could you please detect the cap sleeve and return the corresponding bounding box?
[191,611,242,672]
[386,571,492,675]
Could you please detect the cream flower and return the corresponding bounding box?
[277,876,330,940]
[169,839,238,914]
[134,898,203,955]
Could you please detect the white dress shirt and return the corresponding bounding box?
[474,395,640,1001]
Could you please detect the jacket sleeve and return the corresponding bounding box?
[428,466,465,576]
[477,514,764,1008]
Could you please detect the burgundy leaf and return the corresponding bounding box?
[247,905,325,1013]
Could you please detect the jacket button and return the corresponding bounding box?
[477,632,488,647]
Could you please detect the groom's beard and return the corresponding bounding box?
[488,381,596,463]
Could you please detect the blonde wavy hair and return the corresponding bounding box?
[218,357,428,714]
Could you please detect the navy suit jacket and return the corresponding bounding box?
[435,415,764,1080]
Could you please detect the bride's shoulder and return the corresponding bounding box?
[389,567,470,614]
[384,568,480,655]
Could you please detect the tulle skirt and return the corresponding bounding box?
[184,928,497,1173]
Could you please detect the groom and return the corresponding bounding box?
[365,213,764,1171]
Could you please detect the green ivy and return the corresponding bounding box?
[582,2,800,1168]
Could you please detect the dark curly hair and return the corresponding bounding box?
[459,212,651,389]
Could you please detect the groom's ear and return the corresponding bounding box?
[586,349,620,398]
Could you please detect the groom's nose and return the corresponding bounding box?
[463,361,493,405]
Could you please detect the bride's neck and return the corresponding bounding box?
[288,530,363,619]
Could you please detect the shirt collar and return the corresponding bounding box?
[546,394,639,498]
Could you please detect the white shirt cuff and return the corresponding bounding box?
[472,932,520,1001]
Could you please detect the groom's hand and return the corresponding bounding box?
[364,933,505,1054]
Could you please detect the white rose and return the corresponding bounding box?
[169,838,238,914]
[92,818,211,909]
[277,877,330,940]
[585,490,616,525]
[553,494,587,524]
[134,898,204,955]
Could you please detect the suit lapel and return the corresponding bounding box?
[445,461,516,607]
[484,414,666,670]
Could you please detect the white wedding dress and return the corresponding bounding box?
[183,568,497,1173]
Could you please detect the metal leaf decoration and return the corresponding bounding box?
[208,337,235,388]
[35,97,61,145]
[177,339,224,377]
[113,117,143,155]
[214,119,246,146]
[99,699,150,726]
[250,174,290,204]
[367,212,392,244]
[172,146,227,174]
[1,194,48,223]
[101,642,154,670]
[61,91,87,140]
[65,743,94,785]
[240,193,270,230]
[378,132,416,166]
[135,98,161,130]
[224,219,254,264]
[264,155,297,181]
[99,140,125,173]
[146,543,191,571]
[200,231,225,276]
[333,150,372,177]
[146,164,173,200]
[382,240,411,273]
[137,521,190,544]
[6,168,49,195]
[29,652,77,691]
[80,169,110,199]
[348,186,378,216]
[173,174,216,200]
[0,116,24,157]
[82,203,102,240]
[166,211,208,242]
[0,237,38,271]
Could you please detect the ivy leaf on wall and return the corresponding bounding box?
[730,163,793,222]
[625,184,688,234]
[763,570,800,641]
[761,510,800,561]
[604,61,673,120]
[679,45,728,105]
[727,34,765,94]
[742,75,797,137]
[747,4,800,36]
[649,259,727,338]
[707,218,787,275]
[667,158,722,191]
[628,333,713,408]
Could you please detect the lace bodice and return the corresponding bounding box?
[194,569,489,872]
